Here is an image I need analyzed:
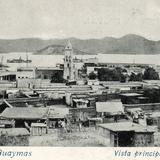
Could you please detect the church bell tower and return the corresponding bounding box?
[63,41,75,81]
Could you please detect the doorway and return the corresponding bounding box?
[117,131,134,147]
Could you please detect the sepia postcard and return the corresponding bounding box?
[0,0,160,159]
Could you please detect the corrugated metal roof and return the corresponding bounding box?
[96,101,124,114]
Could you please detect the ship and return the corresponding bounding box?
[0,56,9,69]
[7,56,32,63]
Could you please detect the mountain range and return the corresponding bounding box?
[0,34,160,55]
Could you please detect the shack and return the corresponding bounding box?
[97,122,156,147]
[88,117,103,127]
[96,101,125,123]
[0,107,48,127]
[47,106,69,128]
[31,123,48,136]
[0,128,30,146]
[72,99,89,108]
[70,107,96,123]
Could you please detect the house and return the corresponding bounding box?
[67,94,97,122]
[65,88,93,106]
[16,66,63,88]
[96,101,125,123]
[0,107,48,127]
[97,122,156,147]
[17,66,63,80]
[35,67,63,80]
[17,67,35,79]
[0,128,30,146]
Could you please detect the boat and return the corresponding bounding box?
[7,56,32,63]
[0,56,9,69]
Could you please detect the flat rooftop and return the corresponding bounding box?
[98,122,156,133]
[96,101,124,114]
[17,66,63,71]
[36,67,63,71]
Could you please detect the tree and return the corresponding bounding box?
[129,73,143,81]
[50,71,64,83]
[120,74,126,83]
[143,88,160,103]
[97,67,126,82]
[143,67,159,80]
[88,72,97,80]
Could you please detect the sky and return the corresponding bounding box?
[0,0,160,40]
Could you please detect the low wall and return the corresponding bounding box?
[17,78,65,89]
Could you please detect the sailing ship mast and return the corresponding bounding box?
[1,56,3,70]
[26,51,28,68]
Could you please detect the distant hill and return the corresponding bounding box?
[34,44,94,55]
[0,34,160,54]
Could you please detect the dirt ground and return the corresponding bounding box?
[29,127,107,147]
